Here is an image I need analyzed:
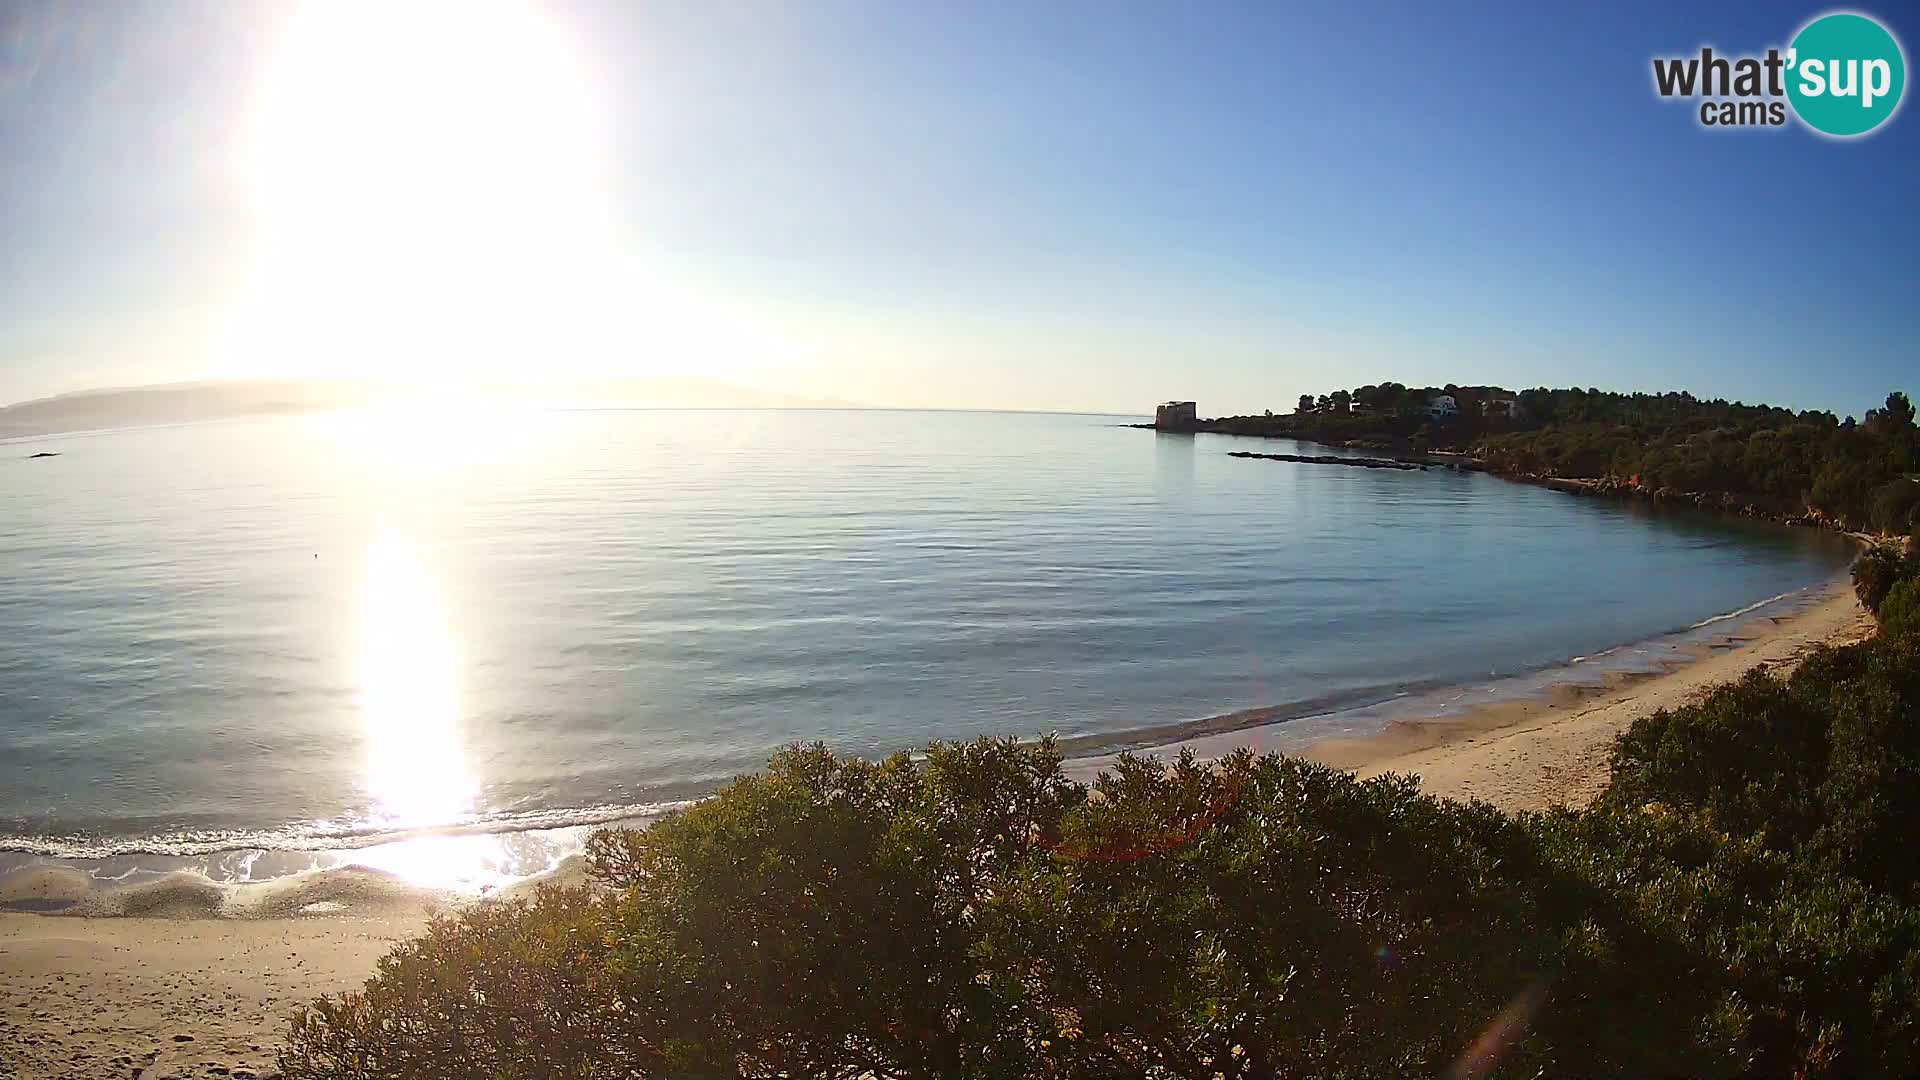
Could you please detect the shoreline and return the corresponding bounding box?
[1064,574,1869,811]
[0,582,1853,918]
[1,571,1868,917]
[1300,576,1873,809]
[0,579,1877,1076]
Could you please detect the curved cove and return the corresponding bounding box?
[0,409,1856,884]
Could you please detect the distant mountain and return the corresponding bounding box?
[0,377,858,439]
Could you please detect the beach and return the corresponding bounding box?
[0,576,1877,1078]
[0,912,424,1079]
[1304,575,1875,809]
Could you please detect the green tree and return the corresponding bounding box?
[1854,543,1909,612]
[1868,391,1916,433]
[1881,578,1920,639]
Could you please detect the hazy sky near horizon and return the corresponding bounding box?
[2,0,1915,417]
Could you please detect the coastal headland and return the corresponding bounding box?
[1137,386,1919,537]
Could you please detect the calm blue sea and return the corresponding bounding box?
[0,408,1855,878]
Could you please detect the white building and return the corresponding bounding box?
[1426,394,1458,419]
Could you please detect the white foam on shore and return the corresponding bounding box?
[1,831,609,918]
[1688,588,1801,630]
[0,798,696,862]
[0,807,674,915]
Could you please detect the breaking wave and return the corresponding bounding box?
[1688,588,1802,630]
[0,798,697,861]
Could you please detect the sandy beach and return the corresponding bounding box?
[0,912,425,1079]
[1302,575,1874,810]
[0,577,1876,1078]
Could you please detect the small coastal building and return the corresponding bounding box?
[1426,394,1459,419]
[1155,401,1198,428]
[1483,397,1519,418]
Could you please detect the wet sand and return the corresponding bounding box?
[1063,576,1873,810]
[1301,577,1873,809]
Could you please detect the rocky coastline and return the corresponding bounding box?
[1140,419,1868,537]
[1225,450,1427,471]
[1528,474,1844,530]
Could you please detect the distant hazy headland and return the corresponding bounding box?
[0,377,856,440]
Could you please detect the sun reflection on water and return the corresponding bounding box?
[342,833,529,894]
[357,529,474,827]
[349,529,506,889]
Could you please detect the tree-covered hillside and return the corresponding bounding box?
[1219,385,1918,535]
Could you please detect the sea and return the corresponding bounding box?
[0,407,1857,899]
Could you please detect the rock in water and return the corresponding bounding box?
[1226,450,1425,471]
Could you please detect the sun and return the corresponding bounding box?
[226,0,627,387]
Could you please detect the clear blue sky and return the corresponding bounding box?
[1,0,1914,416]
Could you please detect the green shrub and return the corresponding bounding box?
[1854,543,1909,612]
[1033,756,1553,1078]
[1523,805,1920,1077]
[1881,578,1920,639]
[1605,633,1920,893]
[280,886,643,1079]
[1603,667,1831,845]
[585,738,1085,1079]
[284,725,1920,1079]
[286,739,1090,1080]
[1871,479,1920,535]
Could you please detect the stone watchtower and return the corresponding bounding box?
[1154,401,1197,429]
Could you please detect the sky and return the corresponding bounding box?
[1,0,1915,417]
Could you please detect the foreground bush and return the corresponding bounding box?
[1603,632,1920,894]
[285,717,1920,1078]
[280,887,641,1077]
[1880,578,1920,640]
[1853,542,1910,612]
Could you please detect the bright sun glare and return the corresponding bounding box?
[224,0,797,391]
[355,529,474,830]
[342,528,557,893]
[234,0,618,386]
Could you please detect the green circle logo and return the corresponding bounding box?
[1787,12,1906,136]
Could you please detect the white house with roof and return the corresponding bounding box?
[1426,394,1458,419]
